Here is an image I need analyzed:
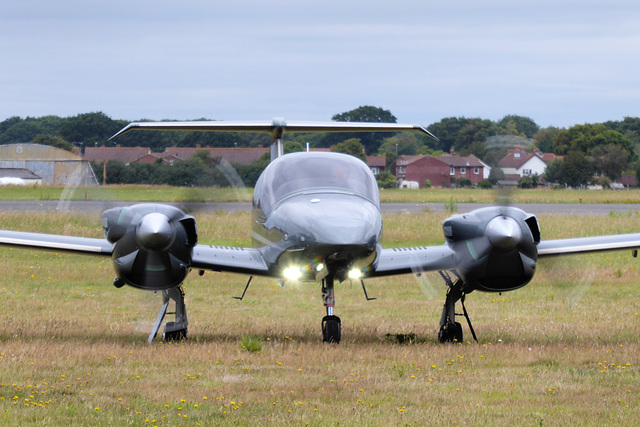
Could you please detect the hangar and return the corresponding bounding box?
[0,143,98,186]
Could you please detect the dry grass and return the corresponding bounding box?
[1,211,640,425]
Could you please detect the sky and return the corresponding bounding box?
[1,0,639,129]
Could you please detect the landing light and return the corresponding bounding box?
[283,266,303,281]
[316,263,324,272]
[348,269,362,280]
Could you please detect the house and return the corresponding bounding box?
[159,146,269,164]
[391,154,485,188]
[499,147,557,178]
[83,146,152,165]
[366,156,385,175]
[81,145,270,165]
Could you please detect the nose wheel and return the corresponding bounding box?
[321,275,341,343]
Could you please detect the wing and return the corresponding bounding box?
[537,233,640,257]
[191,244,272,276]
[0,230,113,256]
[369,245,457,277]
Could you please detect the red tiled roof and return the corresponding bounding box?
[159,147,268,164]
[436,154,484,167]
[83,147,151,164]
[366,156,385,167]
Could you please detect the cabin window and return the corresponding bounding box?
[255,152,380,213]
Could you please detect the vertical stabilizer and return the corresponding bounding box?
[269,117,286,162]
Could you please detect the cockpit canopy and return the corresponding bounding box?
[254,152,380,214]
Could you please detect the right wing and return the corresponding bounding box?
[0,230,113,257]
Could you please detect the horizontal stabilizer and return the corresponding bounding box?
[110,118,438,141]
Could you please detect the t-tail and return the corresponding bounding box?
[110,117,437,162]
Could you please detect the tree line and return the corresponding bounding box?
[2,107,640,187]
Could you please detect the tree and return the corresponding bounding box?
[498,115,539,138]
[332,105,397,123]
[556,151,593,187]
[322,106,397,155]
[58,112,120,145]
[454,119,501,156]
[375,171,397,189]
[426,117,471,153]
[603,117,640,145]
[533,126,561,153]
[517,174,539,189]
[32,134,74,152]
[0,120,43,144]
[543,159,562,184]
[552,124,634,158]
[331,138,366,161]
[377,134,419,157]
[284,141,304,154]
[592,144,629,181]
[0,116,22,134]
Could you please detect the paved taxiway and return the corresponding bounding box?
[0,200,638,216]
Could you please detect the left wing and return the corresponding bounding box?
[537,233,640,257]
[370,245,456,277]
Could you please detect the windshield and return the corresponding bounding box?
[254,152,380,214]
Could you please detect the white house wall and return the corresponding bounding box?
[516,156,547,176]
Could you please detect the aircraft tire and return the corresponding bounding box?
[322,315,341,343]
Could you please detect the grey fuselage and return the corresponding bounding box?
[250,152,383,282]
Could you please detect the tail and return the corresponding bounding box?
[111,118,438,162]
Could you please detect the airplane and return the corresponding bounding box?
[2,117,640,344]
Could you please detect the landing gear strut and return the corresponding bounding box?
[321,274,341,343]
[149,285,188,343]
[438,272,477,344]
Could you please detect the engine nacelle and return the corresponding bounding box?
[103,204,198,290]
[443,206,540,292]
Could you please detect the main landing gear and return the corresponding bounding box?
[438,272,477,344]
[149,285,188,343]
[321,274,341,343]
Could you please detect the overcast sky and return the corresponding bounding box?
[1,1,638,128]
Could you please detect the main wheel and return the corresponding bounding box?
[438,322,463,343]
[163,321,188,342]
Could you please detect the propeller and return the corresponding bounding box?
[104,204,197,290]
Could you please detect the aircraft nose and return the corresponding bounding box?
[272,196,382,248]
[485,216,522,251]
[308,199,381,247]
[136,213,175,250]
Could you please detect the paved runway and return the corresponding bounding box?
[0,200,638,216]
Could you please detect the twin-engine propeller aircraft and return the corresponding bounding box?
[2,118,640,343]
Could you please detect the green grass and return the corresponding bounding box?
[2,184,640,204]
[1,211,640,425]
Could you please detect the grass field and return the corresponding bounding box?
[1,211,640,425]
[2,184,640,204]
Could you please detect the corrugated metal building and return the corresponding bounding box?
[0,144,98,186]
